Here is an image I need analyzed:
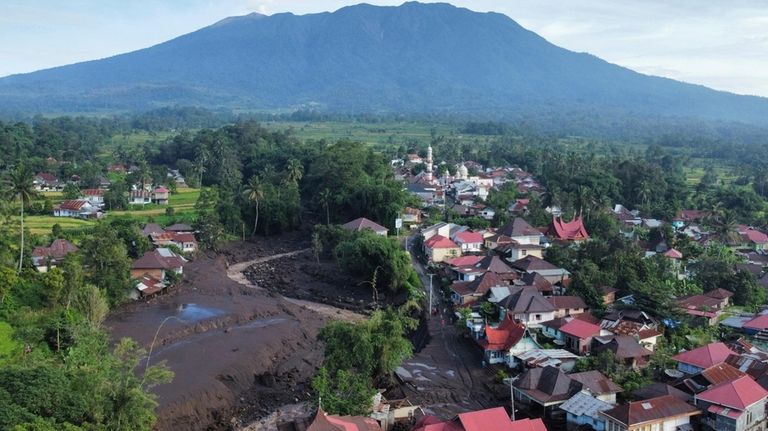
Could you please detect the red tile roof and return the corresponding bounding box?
[446,256,483,267]
[742,229,768,244]
[559,318,601,339]
[478,314,526,351]
[36,172,58,182]
[57,200,89,211]
[81,188,103,196]
[744,314,768,331]
[424,235,459,249]
[455,231,484,244]
[32,239,78,259]
[547,216,589,241]
[672,342,735,370]
[664,248,683,259]
[696,375,768,411]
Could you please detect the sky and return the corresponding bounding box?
[2,0,766,97]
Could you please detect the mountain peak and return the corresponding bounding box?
[0,1,766,127]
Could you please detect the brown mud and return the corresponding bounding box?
[106,230,364,431]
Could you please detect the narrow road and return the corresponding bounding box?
[226,248,365,322]
[396,234,496,417]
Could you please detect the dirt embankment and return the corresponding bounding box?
[106,232,352,431]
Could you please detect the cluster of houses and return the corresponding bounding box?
[396,145,549,221]
[30,223,197,299]
[35,164,182,220]
[505,338,768,431]
[130,223,197,299]
[279,405,547,431]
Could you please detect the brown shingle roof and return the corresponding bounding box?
[510,255,560,272]
[600,395,699,426]
[570,370,623,395]
[498,217,540,238]
[514,366,582,404]
[547,296,587,310]
[501,286,555,314]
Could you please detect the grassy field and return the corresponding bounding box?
[0,321,20,364]
[21,188,201,235]
[23,216,95,235]
[262,120,489,148]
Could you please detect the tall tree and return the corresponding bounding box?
[4,165,36,273]
[318,188,332,225]
[285,158,304,184]
[243,175,264,236]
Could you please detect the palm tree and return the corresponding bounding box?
[285,159,304,184]
[243,175,264,236]
[318,188,332,225]
[4,166,36,273]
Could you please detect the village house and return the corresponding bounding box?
[547,296,588,318]
[521,272,555,296]
[559,391,614,431]
[142,223,165,236]
[450,272,505,305]
[80,188,104,206]
[672,209,709,229]
[31,239,78,272]
[547,215,589,242]
[129,190,152,205]
[34,172,62,191]
[452,230,484,253]
[133,274,166,299]
[152,186,170,205]
[601,287,618,306]
[510,255,571,285]
[742,314,768,336]
[592,335,653,369]
[342,217,389,236]
[485,217,542,249]
[677,288,734,326]
[513,349,579,372]
[477,314,540,367]
[559,318,604,355]
[599,395,700,431]
[569,370,623,404]
[424,235,461,263]
[150,231,198,254]
[672,342,736,375]
[400,207,422,229]
[513,366,583,414]
[53,200,100,219]
[499,285,556,327]
[540,314,601,343]
[165,223,194,233]
[130,248,186,280]
[411,407,547,431]
[694,375,768,431]
[282,407,381,431]
[678,363,746,395]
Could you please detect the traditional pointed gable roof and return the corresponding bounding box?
[478,314,527,351]
[547,215,589,241]
[697,375,768,411]
[672,342,735,370]
[341,217,388,235]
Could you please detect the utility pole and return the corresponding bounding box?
[428,273,434,315]
[510,379,516,421]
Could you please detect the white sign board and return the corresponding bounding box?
[395,218,403,229]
